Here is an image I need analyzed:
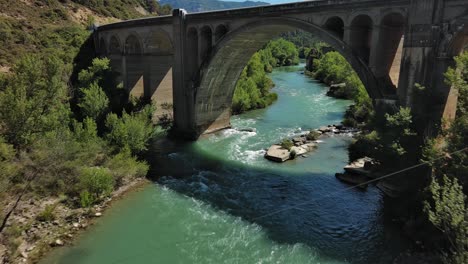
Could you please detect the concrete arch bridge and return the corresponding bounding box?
[94,0,468,139]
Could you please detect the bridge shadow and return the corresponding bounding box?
[146,137,409,264]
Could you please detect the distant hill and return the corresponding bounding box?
[160,0,269,12]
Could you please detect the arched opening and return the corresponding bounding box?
[200,26,213,62]
[186,27,199,78]
[349,15,373,63]
[324,16,344,40]
[124,34,144,97]
[125,35,142,55]
[377,13,406,85]
[192,18,380,135]
[214,24,228,43]
[109,36,121,54]
[99,38,107,55]
[146,29,174,55]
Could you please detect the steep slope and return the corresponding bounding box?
[160,0,268,12]
[0,0,171,69]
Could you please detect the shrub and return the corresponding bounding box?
[36,204,56,222]
[78,167,114,206]
[105,105,156,154]
[290,149,297,159]
[306,130,321,141]
[280,138,294,150]
[104,148,149,186]
[78,82,109,121]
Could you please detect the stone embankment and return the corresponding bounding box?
[265,124,358,163]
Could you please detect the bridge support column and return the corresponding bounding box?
[397,0,456,137]
[172,9,198,139]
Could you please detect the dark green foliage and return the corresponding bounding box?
[232,39,299,114]
[280,138,293,151]
[0,55,70,149]
[105,105,156,154]
[306,130,321,141]
[424,175,468,264]
[78,82,109,121]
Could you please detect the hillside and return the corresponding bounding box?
[0,0,171,69]
[160,0,268,12]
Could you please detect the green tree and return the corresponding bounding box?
[79,167,114,207]
[78,82,109,120]
[105,105,156,154]
[0,55,70,149]
[424,175,468,264]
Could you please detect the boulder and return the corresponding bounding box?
[344,157,373,177]
[335,173,368,189]
[265,145,290,162]
[51,239,64,247]
[292,137,305,144]
[326,83,347,98]
[300,143,318,152]
[290,146,307,156]
[318,126,331,133]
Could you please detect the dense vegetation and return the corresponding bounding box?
[309,49,374,127]
[232,39,299,114]
[0,1,167,260]
[160,0,267,12]
[422,51,468,263]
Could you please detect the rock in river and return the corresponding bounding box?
[265,145,290,162]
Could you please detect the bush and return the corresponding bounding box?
[78,82,109,121]
[78,167,114,206]
[306,130,321,141]
[280,138,294,150]
[104,148,149,186]
[290,149,297,159]
[105,105,156,154]
[36,204,56,222]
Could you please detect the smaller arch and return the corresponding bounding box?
[146,29,174,55]
[214,24,228,43]
[125,34,143,55]
[349,14,374,63]
[200,26,213,61]
[109,35,122,54]
[324,16,344,40]
[99,38,107,55]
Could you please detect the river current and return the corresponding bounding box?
[42,63,409,264]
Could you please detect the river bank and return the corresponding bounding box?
[0,177,150,264]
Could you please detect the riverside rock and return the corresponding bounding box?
[290,146,307,156]
[265,145,290,162]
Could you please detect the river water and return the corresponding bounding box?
[42,63,409,264]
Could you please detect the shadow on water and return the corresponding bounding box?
[145,137,409,264]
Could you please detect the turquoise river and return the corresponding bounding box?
[41,63,410,264]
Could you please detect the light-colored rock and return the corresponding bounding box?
[94,212,102,217]
[344,157,372,176]
[72,222,80,228]
[300,143,318,152]
[318,126,331,133]
[21,251,28,259]
[265,145,290,162]
[52,239,64,247]
[290,146,307,156]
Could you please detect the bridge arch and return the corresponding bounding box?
[214,24,228,43]
[99,38,107,55]
[348,14,374,63]
[109,35,122,54]
[125,34,143,55]
[447,14,468,57]
[200,26,213,62]
[323,16,344,40]
[194,17,381,134]
[145,29,174,55]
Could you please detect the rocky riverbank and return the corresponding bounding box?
[0,178,150,264]
[265,124,359,163]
